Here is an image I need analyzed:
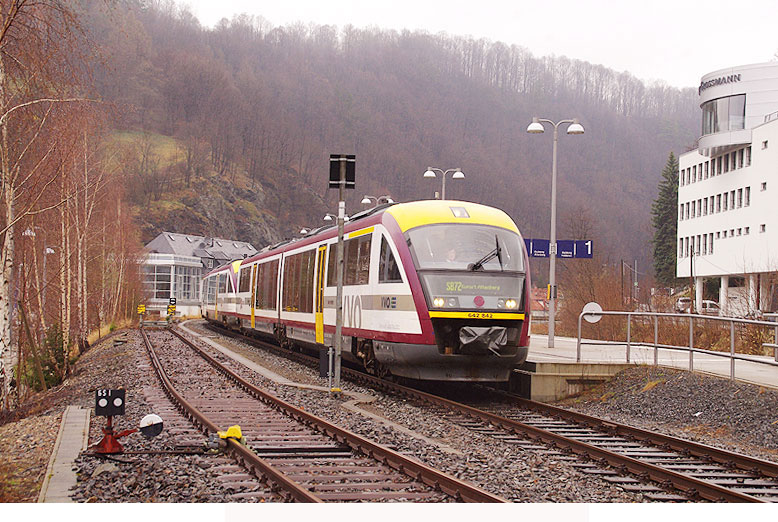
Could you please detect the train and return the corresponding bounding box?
[200,199,531,381]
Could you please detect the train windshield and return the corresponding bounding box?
[407,224,524,272]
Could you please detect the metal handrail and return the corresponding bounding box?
[576,310,778,381]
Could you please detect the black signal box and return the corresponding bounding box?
[329,154,355,189]
[95,389,126,417]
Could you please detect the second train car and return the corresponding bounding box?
[201,199,531,381]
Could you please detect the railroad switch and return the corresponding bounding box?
[92,389,163,454]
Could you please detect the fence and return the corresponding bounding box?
[576,310,778,381]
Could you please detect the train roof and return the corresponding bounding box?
[385,200,519,234]
[239,199,519,267]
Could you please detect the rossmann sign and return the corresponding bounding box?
[699,74,741,95]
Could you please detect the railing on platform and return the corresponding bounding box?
[576,310,778,381]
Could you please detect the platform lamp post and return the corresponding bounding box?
[526,117,585,349]
[361,195,394,207]
[423,168,464,200]
[21,228,53,336]
[323,213,349,223]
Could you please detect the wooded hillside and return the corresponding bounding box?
[91,0,698,271]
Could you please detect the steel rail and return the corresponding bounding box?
[169,327,507,503]
[494,391,778,480]
[140,328,323,503]
[384,381,763,502]
[200,323,768,502]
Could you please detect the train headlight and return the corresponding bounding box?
[433,297,445,308]
[446,297,459,308]
[497,298,505,308]
[505,299,518,309]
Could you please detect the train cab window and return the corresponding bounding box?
[239,266,252,293]
[379,236,402,283]
[218,273,227,294]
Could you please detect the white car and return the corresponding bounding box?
[675,297,692,313]
[700,300,720,315]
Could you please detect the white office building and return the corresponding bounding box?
[677,62,778,315]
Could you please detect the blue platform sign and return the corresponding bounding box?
[524,239,593,258]
[574,240,593,258]
[524,239,550,258]
[557,240,575,258]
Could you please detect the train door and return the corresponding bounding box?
[315,245,327,344]
[214,274,219,321]
[250,264,258,329]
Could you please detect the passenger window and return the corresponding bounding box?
[379,236,403,283]
[328,235,372,286]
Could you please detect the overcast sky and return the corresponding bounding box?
[181,0,778,89]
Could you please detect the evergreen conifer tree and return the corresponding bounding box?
[651,152,680,286]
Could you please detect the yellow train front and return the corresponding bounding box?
[201,199,531,382]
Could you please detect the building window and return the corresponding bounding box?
[716,194,721,212]
[679,204,684,221]
[679,239,683,258]
[723,154,729,173]
[705,162,709,177]
[730,229,735,236]
[738,148,744,168]
[730,190,735,209]
[763,140,769,150]
[761,224,767,233]
[745,186,750,206]
[703,197,708,215]
[731,151,738,169]
[716,231,720,239]
[762,182,767,191]
[701,94,746,135]
[723,230,727,238]
[142,265,172,300]
[744,227,750,235]
[702,234,707,255]
[722,193,728,211]
[737,188,743,208]
[717,156,722,174]
[737,228,742,236]
[692,165,696,182]
[691,200,696,218]
[709,233,713,254]
[746,146,752,165]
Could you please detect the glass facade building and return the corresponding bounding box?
[142,232,256,316]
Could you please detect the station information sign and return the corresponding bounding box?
[524,239,593,258]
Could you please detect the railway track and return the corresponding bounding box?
[201,322,778,502]
[141,327,506,503]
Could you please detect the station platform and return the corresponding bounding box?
[515,334,778,401]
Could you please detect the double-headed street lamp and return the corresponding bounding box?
[526,117,585,349]
[423,167,464,200]
[361,195,394,207]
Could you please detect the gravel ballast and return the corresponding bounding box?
[4,320,778,502]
